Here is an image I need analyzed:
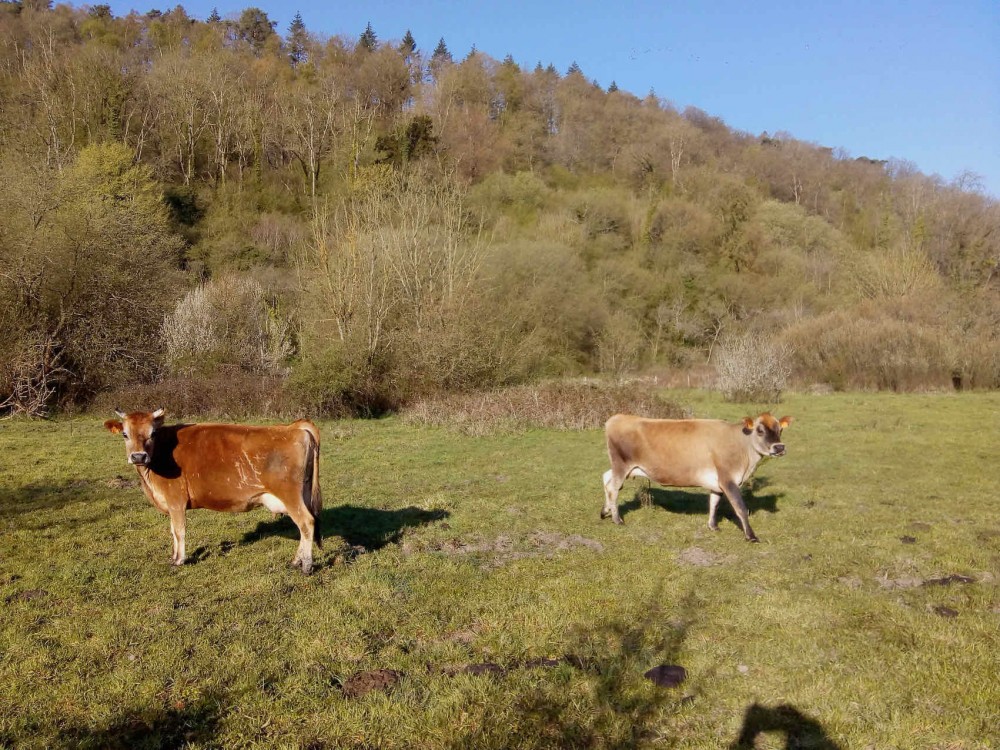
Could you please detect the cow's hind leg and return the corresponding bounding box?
[602,468,626,525]
[708,492,723,531]
[284,500,316,575]
[168,508,187,565]
[722,482,758,542]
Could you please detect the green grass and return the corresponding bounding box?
[1,392,998,749]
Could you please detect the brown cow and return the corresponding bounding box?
[104,408,322,573]
[601,412,792,541]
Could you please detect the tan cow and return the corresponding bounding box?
[601,412,792,541]
[104,408,322,573]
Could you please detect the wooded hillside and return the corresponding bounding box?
[1,2,998,416]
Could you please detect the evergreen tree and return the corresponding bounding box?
[288,11,307,65]
[237,7,276,55]
[429,37,452,79]
[399,29,416,56]
[206,6,220,23]
[608,80,619,93]
[464,44,478,61]
[566,61,582,76]
[358,21,377,52]
[432,37,452,63]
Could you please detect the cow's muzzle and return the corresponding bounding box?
[770,444,786,457]
[128,452,150,466]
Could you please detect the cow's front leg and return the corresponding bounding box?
[722,482,758,542]
[601,469,625,525]
[168,508,187,565]
[708,492,723,531]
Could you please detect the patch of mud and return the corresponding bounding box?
[876,575,923,590]
[107,476,139,490]
[5,588,49,603]
[900,535,917,544]
[923,574,975,586]
[418,531,603,567]
[644,664,686,688]
[931,605,958,618]
[676,546,719,567]
[340,669,404,698]
[976,529,1000,543]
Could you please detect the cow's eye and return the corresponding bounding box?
[122,432,129,439]
[756,426,763,435]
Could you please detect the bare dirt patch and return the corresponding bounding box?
[676,546,720,567]
[415,531,604,567]
[107,476,139,490]
[340,669,404,698]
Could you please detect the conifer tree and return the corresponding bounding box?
[399,29,416,56]
[432,37,451,63]
[207,6,220,23]
[288,11,307,65]
[567,61,582,76]
[358,21,377,52]
[608,80,619,93]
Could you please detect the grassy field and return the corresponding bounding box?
[1,391,998,749]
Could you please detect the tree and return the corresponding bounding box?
[237,7,276,55]
[357,21,377,52]
[206,7,220,23]
[0,144,183,413]
[287,11,307,66]
[430,37,452,79]
[399,29,416,56]
[608,80,618,93]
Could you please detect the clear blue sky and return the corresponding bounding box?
[107,0,1000,197]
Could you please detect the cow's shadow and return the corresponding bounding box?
[618,476,783,524]
[239,504,449,553]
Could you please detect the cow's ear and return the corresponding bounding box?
[104,419,123,434]
[779,415,793,429]
[743,416,754,433]
[151,407,166,423]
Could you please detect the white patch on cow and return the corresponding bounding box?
[258,492,288,515]
[695,467,720,492]
[627,466,650,480]
[602,469,613,488]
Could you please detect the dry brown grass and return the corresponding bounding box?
[401,379,686,435]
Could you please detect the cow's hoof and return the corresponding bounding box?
[613,517,624,526]
[708,523,719,532]
[600,509,611,520]
[746,535,760,543]
[301,560,313,575]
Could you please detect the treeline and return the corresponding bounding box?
[1,1,998,416]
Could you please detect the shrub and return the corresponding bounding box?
[781,306,953,391]
[163,275,294,378]
[714,330,792,402]
[401,379,687,435]
[91,374,291,421]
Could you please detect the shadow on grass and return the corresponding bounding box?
[618,476,784,524]
[448,588,702,749]
[240,504,449,552]
[59,691,224,750]
[728,703,842,749]
[0,480,119,530]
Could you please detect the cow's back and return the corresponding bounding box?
[167,423,312,506]
[606,415,743,488]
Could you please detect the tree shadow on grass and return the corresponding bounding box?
[618,476,784,525]
[239,504,449,553]
[448,588,704,749]
[728,702,843,749]
[59,690,224,750]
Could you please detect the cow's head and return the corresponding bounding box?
[104,408,166,467]
[742,413,792,457]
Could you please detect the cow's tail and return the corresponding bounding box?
[296,420,323,549]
